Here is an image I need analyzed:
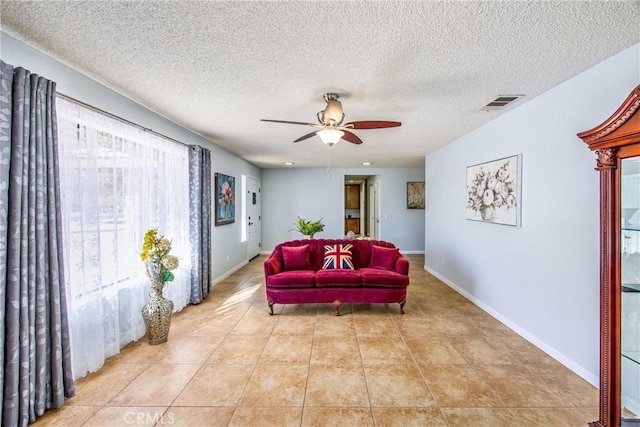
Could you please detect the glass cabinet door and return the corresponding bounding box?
[621,157,640,423]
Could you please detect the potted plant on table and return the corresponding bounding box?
[291,216,325,238]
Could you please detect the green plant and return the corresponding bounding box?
[291,217,325,238]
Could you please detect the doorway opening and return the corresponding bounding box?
[344,175,379,239]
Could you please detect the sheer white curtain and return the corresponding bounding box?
[56,98,191,378]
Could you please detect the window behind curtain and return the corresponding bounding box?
[56,97,191,378]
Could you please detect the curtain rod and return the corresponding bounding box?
[56,92,190,148]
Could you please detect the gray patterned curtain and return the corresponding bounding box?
[188,145,212,303]
[0,61,75,426]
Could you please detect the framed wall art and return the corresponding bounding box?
[466,154,522,226]
[215,173,235,226]
[407,182,425,209]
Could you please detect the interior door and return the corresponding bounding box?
[247,176,261,259]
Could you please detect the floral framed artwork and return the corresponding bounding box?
[215,173,235,226]
[407,182,425,209]
[466,154,522,226]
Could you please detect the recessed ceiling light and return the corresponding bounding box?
[362,162,373,166]
[284,162,294,166]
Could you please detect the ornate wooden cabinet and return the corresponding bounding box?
[578,84,640,427]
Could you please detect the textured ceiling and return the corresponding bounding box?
[1,1,639,168]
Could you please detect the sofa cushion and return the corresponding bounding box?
[282,244,311,271]
[322,243,355,270]
[315,269,362,287]
[368,245,399,270]
[267,270,316,288]
[359,267,409,288]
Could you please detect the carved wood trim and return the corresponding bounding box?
[579,85,640,149]
[578,85,640,427]
[584,98,640,143]
[596,148,616,170]
[598,167,621,426]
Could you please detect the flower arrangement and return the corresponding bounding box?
[467,161,517,214]
[219,180,234,209]
[291,217,325,238]
[140,228,179,287]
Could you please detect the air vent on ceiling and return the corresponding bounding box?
[482,94,525,110]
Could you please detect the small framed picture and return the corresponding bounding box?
[215,173,235,226]
[407,182,425,209]
[466,154,522,226]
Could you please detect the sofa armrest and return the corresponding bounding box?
[395,255,409,276]
[264,254,283,277]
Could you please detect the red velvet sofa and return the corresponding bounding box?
[264,239,410,315]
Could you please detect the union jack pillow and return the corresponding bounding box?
[322,244,355,270]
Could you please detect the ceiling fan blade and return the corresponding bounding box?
[261,119,317,126]
[293,131,319,143]
[344,120,402,129]
[341,130,363,145]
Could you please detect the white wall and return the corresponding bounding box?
[425,43,640,385]
[1,32,261,282]
[262,167,425,253]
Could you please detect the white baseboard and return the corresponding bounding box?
[424,265,599,388]
[212,260,249,287]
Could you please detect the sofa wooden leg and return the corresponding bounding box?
[399,298,406,314]
[332,299,342,316]
[268,302,274,315]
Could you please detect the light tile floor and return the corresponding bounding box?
[33,255,598,426]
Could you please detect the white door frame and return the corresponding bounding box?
[368,177,380,239]
[247,176,261,259]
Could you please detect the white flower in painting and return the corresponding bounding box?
[482,189,494,206]
[467,161,517,213]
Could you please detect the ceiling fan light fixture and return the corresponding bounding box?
[323,99,344,124]
[318,129,344,146]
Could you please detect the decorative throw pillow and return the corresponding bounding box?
[282,245,311,270]
[322,244,355,270]
[369,245,399,270]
